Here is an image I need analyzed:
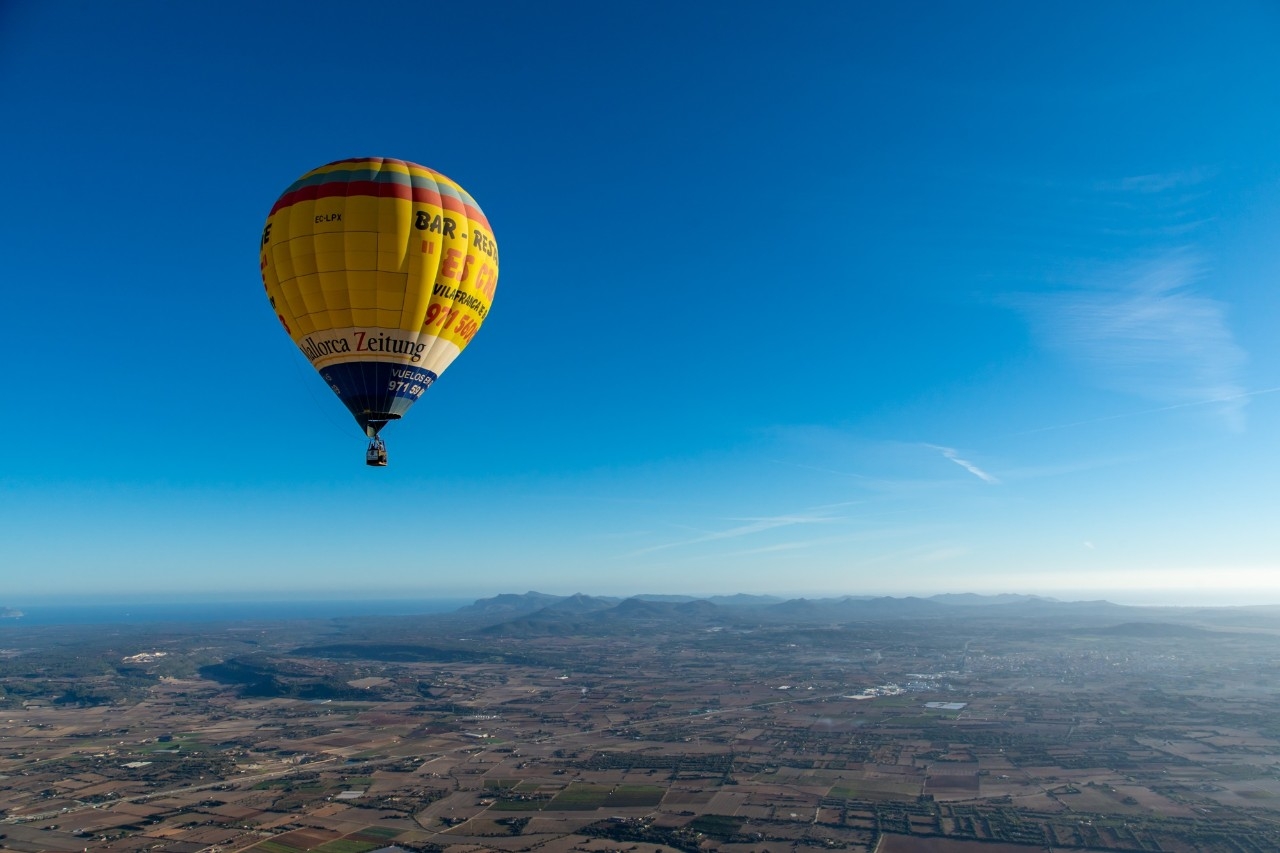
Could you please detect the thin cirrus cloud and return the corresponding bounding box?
[924,444,999,484]
[1006,387,1280,439]
[1010,251,1248,429]
[710,524,948,561]
[1094,167,1216,194]
[621,502,853,558]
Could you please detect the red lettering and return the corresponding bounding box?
[453,316,479,342]
[474,264,496,301]
[424,304,456,330]
[441,248,462,280]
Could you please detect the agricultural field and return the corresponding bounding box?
[3,594,1280,851]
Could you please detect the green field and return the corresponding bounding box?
[141,733,208,753]
[608,784,665,807]
[251,842,306,853]
[252,779,323,791]
[688,814,744,838]
[312,841,380,853]
[544,783,666,811]
[1238,789,1278,800]
[491,796,552,811]
[486,777,523,789]
[547,783,613,810]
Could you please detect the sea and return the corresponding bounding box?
[0,598,474,627]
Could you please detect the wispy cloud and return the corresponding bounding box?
[1010,252,1248,429]
[758,430,994,496]
[622,502,852,558]
[995,451,1151,481]
[924,444,999,484]
[1007,386,1280,438]
[1094,167,1216,194]
[707,525,948,561]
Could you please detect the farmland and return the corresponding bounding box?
[2,593,1280,851]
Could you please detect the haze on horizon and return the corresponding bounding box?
[1,2,1278,607]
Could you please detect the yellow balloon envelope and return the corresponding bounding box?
[260,158,498,444]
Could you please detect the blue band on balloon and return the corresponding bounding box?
[319,361,438,421]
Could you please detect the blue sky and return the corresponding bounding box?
[2,1,1279,605]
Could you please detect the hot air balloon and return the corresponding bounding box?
[259,158,499,466]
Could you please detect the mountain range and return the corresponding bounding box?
[445,590,1251,637]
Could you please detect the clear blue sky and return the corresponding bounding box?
[2,1,1278,605]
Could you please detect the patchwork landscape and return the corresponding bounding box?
[2,593,1280,852]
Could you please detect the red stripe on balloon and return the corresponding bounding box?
[269,179,490,230]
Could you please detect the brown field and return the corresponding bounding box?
[3,603,1280,852]
[879,835,1107,852]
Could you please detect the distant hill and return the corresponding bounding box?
[479,596,725,637]
[762,595,947,621]
[929,593,1056,606]
[624,593,784,606]
[539,593,618,616]
[613,597,720,619]
[452,591,614,620]
[469,592,1056,638]
[707,593,785,607]
[1087,622,1211,638]
[629,594,699,603]
[449,591,1276,638]
[977,598,1134,618]
[1165,605,1280,630]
